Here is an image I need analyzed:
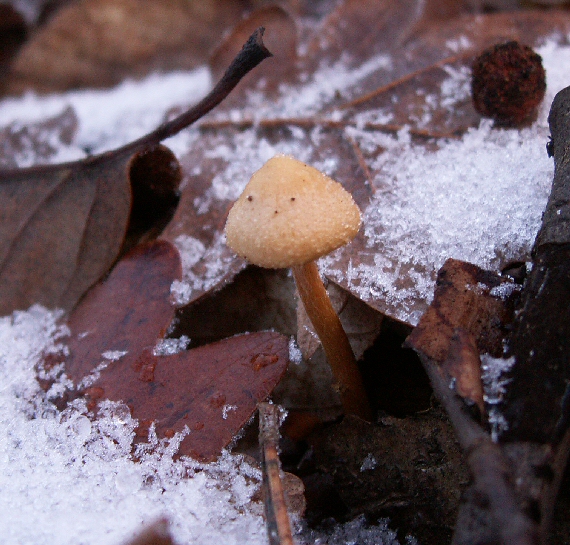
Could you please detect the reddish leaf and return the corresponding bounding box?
[62,240,289,461]
[99,332,289,461]
[63,240,181,381]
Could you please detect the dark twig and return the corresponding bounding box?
[258,402,294,545]
[119,27,272,155]
[421,362,539,545]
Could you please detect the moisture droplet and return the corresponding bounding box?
[250,353,279,371]
[209,392,226,408]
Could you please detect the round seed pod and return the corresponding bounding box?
[471,41,546,126]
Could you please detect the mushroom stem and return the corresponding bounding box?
[292,261,372,421]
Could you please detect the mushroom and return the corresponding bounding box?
[225,154,372,420]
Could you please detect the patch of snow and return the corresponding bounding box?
[171,232,241,306]
[288,337,303,364]
[321,38,569,324]
[360,453,378,472]
[298,515,414,545]
[153,335,191,356]
[102,350,128,361]
[0,67,211,163]
[481,354,516,441]
[0,306,267,545]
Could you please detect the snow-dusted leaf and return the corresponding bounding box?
[166,6,570,326]
[58,240,289,461]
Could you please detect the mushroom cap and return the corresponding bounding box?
[225,154,361,268]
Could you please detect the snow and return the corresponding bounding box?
[481,354,516,441]
[0,306,267,545]
[1,27,570,545]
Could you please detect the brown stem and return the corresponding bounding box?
[338,51,473,110]
[292,261,372,421]
[198,116,464,140]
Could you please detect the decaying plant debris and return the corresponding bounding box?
[1,1,570,544]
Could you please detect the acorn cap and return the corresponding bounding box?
[225,154,361,268]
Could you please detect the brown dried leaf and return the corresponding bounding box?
[405,258,517,410]
[5,0,265,93]
[61,240,289,461]
[0,145,181,314]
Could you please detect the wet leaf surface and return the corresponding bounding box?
[61,240,289,461]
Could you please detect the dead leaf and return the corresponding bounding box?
[98,331,289,461]
[405,258,516,364]
[57,240,288,461]
[0,28,271,315]
[0,106,78,168]
[5,0,267,93]
[62,240,181,382]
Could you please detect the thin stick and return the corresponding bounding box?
[338,51,472,110]
[259,402,294,545]
[197,116,464,140]
[292,261,372,421]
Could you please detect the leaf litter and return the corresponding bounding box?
[2,4,570,544]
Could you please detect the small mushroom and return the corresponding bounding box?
[225,154,371,420]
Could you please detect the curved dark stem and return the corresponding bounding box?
[0,27,272,179]
[118,27,272,155]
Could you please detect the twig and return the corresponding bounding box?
[198,116,464,140]
[338,51,473,110]
[259,402,294,545]
[121,27,272,155]
[421,362,539,545]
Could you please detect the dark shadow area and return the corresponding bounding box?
[360,317,432,418]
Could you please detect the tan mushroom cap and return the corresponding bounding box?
[225,154,361,268]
